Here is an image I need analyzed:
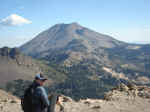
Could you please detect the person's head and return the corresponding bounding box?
[35,73,47,86]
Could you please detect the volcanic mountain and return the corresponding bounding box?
[20,23,150,99]
[20,23,125,56]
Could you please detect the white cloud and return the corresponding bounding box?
[0,14,32,26]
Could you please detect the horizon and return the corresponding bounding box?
[0,0,150,47]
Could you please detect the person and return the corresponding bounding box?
[22,73,50,112]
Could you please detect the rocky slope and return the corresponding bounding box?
[0,47,39,87]
[0,89,22,112]
[0,47,67,97]
[1,84,150,112]
[58,84,150,112]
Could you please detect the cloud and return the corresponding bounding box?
[0,14,32,26]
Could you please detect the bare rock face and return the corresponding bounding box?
[104,83,150,101]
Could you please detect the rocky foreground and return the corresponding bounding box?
[0,84,150,112]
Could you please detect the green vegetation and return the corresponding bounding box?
[6,79,32,97]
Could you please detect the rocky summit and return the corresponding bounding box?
[1,84,150,112]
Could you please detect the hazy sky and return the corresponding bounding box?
[0,0,150,47]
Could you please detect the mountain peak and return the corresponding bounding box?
[20,23,122,56]
[52,22,80,27]
[53,22,82,29]
[57,22,80,26]
[46,22,82,34]
[70,22,80,26]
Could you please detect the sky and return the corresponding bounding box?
[0,0,150,47]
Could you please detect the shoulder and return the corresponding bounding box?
[36,86,46,93]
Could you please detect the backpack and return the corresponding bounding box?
[21,85,36,111]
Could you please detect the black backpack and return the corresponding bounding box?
[21,85,36,111]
